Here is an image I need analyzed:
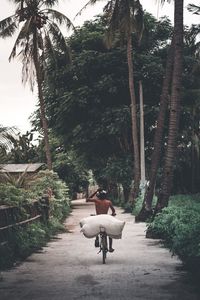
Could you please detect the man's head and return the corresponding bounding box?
[96,189,107,200]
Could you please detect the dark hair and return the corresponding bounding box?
[96,189,107,200]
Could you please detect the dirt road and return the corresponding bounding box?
[0,199,199,300]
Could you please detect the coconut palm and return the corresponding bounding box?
[155,0,184,211]
[136,0,184,220]
[136,37,175,221]
[78,0,144,202]
[0,0,74,170]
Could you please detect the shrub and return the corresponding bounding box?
[0,183,34,206]
[147,194,200,268]
[132,194,157,216]
[0,170,71,270]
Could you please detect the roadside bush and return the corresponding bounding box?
[132,194,157,216]
[0,222,50,269]
[13,223,47,258]
[0,170,71,270]
[30,170,71,221]
[0,183,33,206]
[147,194,200,268]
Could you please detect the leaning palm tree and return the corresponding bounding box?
[78,0,144,202]
[136,36,175,221]
[155,0,184,211]
[0,0,74,170]
[136,0,184,220]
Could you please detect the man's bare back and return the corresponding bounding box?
[86,188,116,252]
[86,189,116,216]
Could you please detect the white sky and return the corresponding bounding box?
[0,0,199,133]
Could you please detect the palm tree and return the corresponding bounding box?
[184,23,200,193]
[136,38,174,221]
[155,0,184,211]
[0,0,74,170]
[78,0,144,202]
[136,0,184,219]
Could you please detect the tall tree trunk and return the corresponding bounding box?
[122,184,131,204]
[127,34,140,202]
[139,80,145,186]
[155,0,183,212]
[33,32,52,170]
[135,39,174,222]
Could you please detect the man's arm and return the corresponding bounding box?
[86,189,98,202]
[109,201,116,216]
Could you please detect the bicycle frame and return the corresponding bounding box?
[99,226,108,264]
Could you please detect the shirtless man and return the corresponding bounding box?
[86,188,116,252]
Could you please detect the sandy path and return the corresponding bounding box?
[0,199,199,300]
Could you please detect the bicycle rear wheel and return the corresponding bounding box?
[101,234,107,264]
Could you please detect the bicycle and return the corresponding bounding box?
[90,214,116,264]
[98,226,108,264]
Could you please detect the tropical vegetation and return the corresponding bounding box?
[0,170,70,269]
[0,0,199,271]
[0,0,74,170]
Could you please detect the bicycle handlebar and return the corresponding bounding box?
[90,213,117,217]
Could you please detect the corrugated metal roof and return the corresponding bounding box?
[0,163,45,173]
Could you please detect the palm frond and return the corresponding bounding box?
[21,49,36,90]
[75,0,104,18]
[15,32,36,90]
[0,127,17,148]
[8,18,31,61]
[3,0,73,91]
[7,0,21,3]
[0,167,30,188]
[187,4,200,15]
[155,0,172,5]
[103,0,121,46]
[0,148,7,164]
[41,0,59,8]
[0,15,18,38]
[43,30,58,66]
[104,0,144,45]
[133,0,144,44]
[47,22,71,63]
[44,8,74,30]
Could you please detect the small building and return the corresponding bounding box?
[0,163,45,175]
[0,163,46,188]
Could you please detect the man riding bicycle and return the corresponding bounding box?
[86,188,116,252]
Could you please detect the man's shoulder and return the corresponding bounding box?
[104,199,112,204]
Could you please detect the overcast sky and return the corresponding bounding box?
[0,0,199,133]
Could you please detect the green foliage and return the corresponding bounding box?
[0,0,73,89]
[41,14,172,198]
[53,150,89,197]
[95,155,133,187]
[147,194,200,268]
[132,194,157,216]
[29,170,71,220]
[0,169,71,269]
[30,170,68,198]
[13,223,47,258]
[0,183,34,206]
[37,12,200,197]
[5,131,40,163]
[0,221,60,269]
